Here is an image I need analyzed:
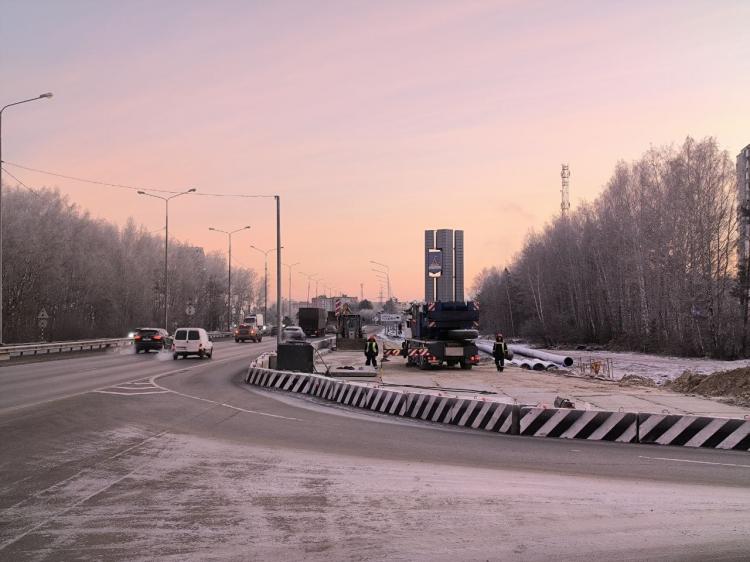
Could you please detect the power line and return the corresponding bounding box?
[2,161,276,198]
[1,166,37,193]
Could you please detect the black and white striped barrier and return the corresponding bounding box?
[246,366,518,433]
[519,408,637,443]
[245,366,750,451]
[638,413,750,451]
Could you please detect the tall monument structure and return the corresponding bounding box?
[424,229,464,302]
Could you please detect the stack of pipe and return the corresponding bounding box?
[476,340,570,371]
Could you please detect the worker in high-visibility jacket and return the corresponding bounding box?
[492,333,508,372]
[364,335,379,367]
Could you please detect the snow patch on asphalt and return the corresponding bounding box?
[3,432,749,560]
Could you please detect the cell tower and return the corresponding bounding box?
[560,164,571,216]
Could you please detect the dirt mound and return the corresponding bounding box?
[618,375,657,388]
[669,368,750,407]
[669,370,708,393]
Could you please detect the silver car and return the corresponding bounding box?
[282,326,305,341]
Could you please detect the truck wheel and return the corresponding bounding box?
[418,356,430,370]
[173,353,178,360]
[460,361,472,370]
[235,338,239,343]
[199,349,205,359]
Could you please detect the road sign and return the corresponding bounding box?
[38,308,49,329]
[186,304,196,316]
[380,313,402,323]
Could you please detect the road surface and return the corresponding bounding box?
[1,341,749,560]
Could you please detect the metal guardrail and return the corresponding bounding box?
[0,338,132,359]
[0,331,234,360]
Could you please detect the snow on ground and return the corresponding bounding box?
[7,430,748,560]
[379,327,750,385]
[553,348,750,383]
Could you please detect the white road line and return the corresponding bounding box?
[0,355,241,415]
[638,455,750,469]
[150,374,301,421]
[94,390,169,396]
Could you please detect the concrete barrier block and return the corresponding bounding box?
[638,413,750,450]
[520,407,637,443]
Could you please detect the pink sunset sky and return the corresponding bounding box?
[2,0,749,302]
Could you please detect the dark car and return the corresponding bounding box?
[235,323,262,343]
[133,327,169,353]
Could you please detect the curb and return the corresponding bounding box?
[245,366,750,451]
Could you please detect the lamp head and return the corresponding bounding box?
[209,227,216,231]
[39,93,53,99]
[137,191,146,195]
[187,188,196,193]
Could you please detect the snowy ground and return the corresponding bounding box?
[4,428,748,560]
[379,328,750,385]
[554,348,750,384]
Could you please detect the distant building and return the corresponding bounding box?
[311,295,357,312]
[739,145,750,272]
[424,228,464,302]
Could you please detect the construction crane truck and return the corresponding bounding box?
[405,301,480,370]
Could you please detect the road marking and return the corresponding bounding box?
[95,390,170,396]
[638,455,750,469]
[149,374,301,421]
[95,378,169,396]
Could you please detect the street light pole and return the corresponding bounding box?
[276,196,282,345]
[138,188,195,331]
[284,262,300,321]
[209,225,250,331]
[0,92,53,343]
[299,272,317,306]
[251,245,282,328]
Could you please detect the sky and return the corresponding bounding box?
[2,0,749,302]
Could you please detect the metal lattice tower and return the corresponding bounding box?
[560,164,571,216]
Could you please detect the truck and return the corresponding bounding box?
[298,307,327,337]
[336,313,365,350]
[404,301,480,370]
[235,314,263,343]
[244,314,264,331]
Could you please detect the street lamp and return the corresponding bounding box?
[314,278,323,303]
[283,262,300,321]
[0,92,53,343]
[209,225,251,331]
[370,260,391,301]
[250,245,282,329]
[137,188,196,331]
[299,271,317,305]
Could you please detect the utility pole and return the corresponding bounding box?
[0,92,53,343]
[139,188,196,331]
[284,262,300,322]
[209,225,251,331]
[251,245,281,328]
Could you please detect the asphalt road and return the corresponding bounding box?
[1,342,749,560]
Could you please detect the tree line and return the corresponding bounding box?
[3,187,258,342]
[473,137,744,358]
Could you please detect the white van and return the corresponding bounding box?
[172,328,214,359]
